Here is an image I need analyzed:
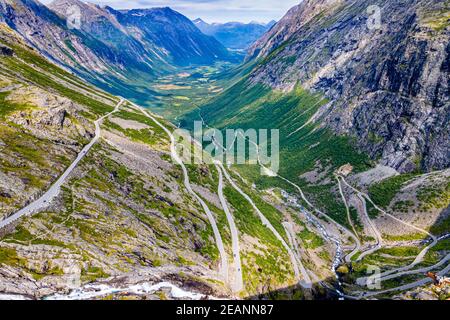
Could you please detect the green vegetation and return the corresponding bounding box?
[382,233,427,242]
[182,79,372,230]
[430,215,450,236]
[198,225,220,262]
[430,238,450,252]
[420,4,450,32]
[242,250,293,295]
[377,246,421,257]
[236,181,287,242]
[103,110,169,146]
[30,265,64,281]
[2,225,75,249]
[102,158,133,185]
[417,181,450,211]
[368,174,417,208]
[350,207,363,233]
[148,63,236,120]
[0,245,66,281]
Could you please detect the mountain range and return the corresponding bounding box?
[193,18,276,50]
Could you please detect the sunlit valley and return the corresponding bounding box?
[0,0,448,301]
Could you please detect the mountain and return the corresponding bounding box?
[0,0,129,79]
[0,0,449,301]
[247,0,449,174]
[194,19,276,50]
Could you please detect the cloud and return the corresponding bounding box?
[40,0,301,23]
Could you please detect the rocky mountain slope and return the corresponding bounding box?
[113,7,232,66]
[50,1,231,66]
[194,18,276,50]
[0,0,233,99]
[247,0,449,174]
[0,0,448,301]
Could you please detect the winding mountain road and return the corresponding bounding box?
[338,176,440,286]
[0,99,124,230]
[353,259,450,299]
[336,175,361,262]
[133,103,229,284]
[215,162,244,293]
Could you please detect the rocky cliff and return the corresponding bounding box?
[247,0,449,173]
[114,7,232,66]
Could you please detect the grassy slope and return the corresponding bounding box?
[183,78,372,227]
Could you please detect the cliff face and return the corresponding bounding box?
[48,0,165,71]
[115,7,232,66]
[247,0,449,173]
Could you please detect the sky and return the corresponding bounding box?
[40,0,301,23]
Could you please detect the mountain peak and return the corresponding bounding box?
[193,18,208,24]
